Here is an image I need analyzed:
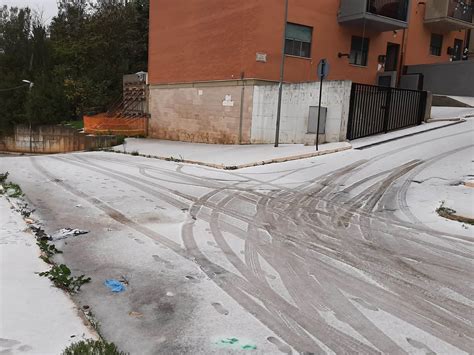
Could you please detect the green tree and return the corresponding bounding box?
[0,0,150,134]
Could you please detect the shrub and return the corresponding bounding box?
[62,339,127,355]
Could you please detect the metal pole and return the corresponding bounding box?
[315,76,323,151]
[274,0,289,148]
[238,73,245,144]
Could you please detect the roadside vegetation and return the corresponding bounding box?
[437,201,474,226]
[2,170,125,353]
[0,0,149,136]
[62,339,128,355]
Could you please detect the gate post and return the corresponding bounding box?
[418,91,428,125]
[383,87,392,134]
[346,83,356,140]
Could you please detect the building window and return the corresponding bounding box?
[285,23,312,58]
[430,34,443,56]
[349,36,370,66]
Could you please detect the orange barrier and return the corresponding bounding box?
[84,114,147,137]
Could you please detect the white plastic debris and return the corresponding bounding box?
[51,228,89,241]
[6,188,17,196]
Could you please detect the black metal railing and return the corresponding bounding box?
[448,0,473,23]
[367,0,410,21]
[347,83,427,140]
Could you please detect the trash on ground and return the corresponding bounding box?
[118,275,129,285]
[104,279,126,293]
[6,188,18,196]
[216,338,257,351]
[51,228,89,241]
[129,311,143,318]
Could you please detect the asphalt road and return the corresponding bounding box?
[1,120,473,354]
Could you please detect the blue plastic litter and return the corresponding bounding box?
[104,279,126,293]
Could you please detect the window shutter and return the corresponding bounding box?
[286,23,312,43]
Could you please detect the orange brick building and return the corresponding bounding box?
[148,0,473,143]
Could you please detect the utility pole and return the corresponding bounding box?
[22,80,34,153]
[274,0,289,148]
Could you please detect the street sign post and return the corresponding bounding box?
[315,59,329,151]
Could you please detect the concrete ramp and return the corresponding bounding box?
[432,95,473,108]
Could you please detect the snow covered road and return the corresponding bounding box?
[1,119,473,354]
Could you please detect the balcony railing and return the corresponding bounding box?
[448,0,473,23]
[367,0,410,21]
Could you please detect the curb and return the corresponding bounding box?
[427,118,462,122]
[354,120,465,150]
[108,144,352,170]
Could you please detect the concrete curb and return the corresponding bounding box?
[354,120,465,150]
[108,144,352,170]
[427,117,462,122]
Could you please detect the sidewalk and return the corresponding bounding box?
[113,140,352,169]
[351,119,466,149]
[0,196,95,354]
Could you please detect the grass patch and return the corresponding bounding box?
[63,120,84,130]
[62,339,127,355]
[39,264,91,293]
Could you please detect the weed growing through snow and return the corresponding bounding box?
[0,172,8,184]
[37,239,63,264]
[38,264,91,293]
[436,201,474,225]
[62,339,128,355]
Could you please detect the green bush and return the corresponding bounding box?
[62,339,127,355]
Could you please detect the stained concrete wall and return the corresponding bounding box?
[0,125,117,153]
[84,115,147,136]
[148,83,254,144]
[251,81,352,144]
[405,60,474,96]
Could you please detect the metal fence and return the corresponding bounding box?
[346,83,427,140]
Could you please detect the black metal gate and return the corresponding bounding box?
[346,83,428,140]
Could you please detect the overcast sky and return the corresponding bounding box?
[2,0,58,23]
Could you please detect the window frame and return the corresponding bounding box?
[284,23,313,59]
[430,33,443,56]
[349,36,370,67]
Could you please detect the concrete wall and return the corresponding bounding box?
[0,125,117,153]
[148,83,254,144]
[406,60,474,96]
[251,80,352,144]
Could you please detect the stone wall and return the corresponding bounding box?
[0,125,117,153]
[251,81,352,144]
[148,83,254,144]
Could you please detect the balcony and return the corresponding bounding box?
[338,0,410,32]
[425,0,474,31]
